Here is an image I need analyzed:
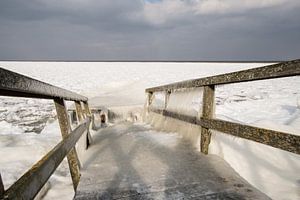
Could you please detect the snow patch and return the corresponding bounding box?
[0,61,299,200]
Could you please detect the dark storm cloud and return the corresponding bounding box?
[0,0,299,60]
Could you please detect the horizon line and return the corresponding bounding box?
[0,59,283,63]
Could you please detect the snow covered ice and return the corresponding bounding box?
[0,61,299,200]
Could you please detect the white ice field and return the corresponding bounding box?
[0,62,299,200]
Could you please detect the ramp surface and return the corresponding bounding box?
[75,122,270,200]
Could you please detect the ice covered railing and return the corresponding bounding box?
[0,68,94,199]
[68,106,108,130]
[145,59,300,155]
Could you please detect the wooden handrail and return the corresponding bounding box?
[149,108,300,154]
[0,67,93,199]
[146,59,300,93]
[0,67,87,101]
[1,119,90,200]
[145,60,300,155]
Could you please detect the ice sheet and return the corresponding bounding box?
[0,61,299,200]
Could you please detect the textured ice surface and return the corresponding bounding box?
[75,122,270,200]
[0,62,299,200]
[0,97,55,133]
[0,121,74,200]
[166,88,203,117]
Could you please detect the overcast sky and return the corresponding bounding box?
[0,0,299,61]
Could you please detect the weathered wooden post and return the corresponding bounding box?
[75,100,90,150]
[200,85,215,154]
[75,101,84,122]
[54,98,81,190]
[83,102,91,117]
[164,90,171,109]
[83,101,93,146]
[0,173,4,198]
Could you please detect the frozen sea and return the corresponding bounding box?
[0,61,299,200]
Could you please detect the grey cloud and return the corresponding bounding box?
[0,0,143,26]
[0,0,299,60]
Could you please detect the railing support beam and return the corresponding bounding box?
[83,102,93,147]
[54,98,81,190]
[200,85,215,154]
[75,101,84,122]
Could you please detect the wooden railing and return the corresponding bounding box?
[68,107,107,131]
[145,60,300,155]
[0,68,93,199]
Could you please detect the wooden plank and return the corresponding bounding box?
[0,67,87,101]
[146,59,300,92]
[0,173,4,198]
[149,108,300,155]
[200,86,215,154]
[83,102,93,147]
[54,98,81,190]
[2,119,90,200]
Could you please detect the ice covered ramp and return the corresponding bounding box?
[75,122,269,200]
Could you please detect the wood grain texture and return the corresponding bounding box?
[0,67,87,101]
[75,101,84,122]
[54,98,81,190]
[200,85,215,154]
